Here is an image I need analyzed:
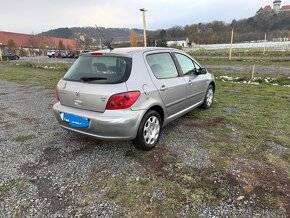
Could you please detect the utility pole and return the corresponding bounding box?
[229,28,234,60]
[263,33,267,55]
[0,42,2,62]
[140,8,148,47]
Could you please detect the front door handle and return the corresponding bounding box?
[160,85,167,91]
[188,80,193,85]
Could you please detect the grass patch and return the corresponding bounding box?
[0,179,22,198]
[0,62,67,89]
[104,148,231,216]
[11,134,35,142]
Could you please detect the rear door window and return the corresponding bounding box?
[174,53,196,75]
[146,53,179,79]
[63,56,132,84]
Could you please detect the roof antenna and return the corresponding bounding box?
[95,25,114,51]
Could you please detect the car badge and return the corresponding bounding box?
[76,90,80,97]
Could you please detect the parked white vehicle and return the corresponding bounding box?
[47,50,56,58]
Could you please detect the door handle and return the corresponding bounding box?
[160,85,167,91]
[188,80,193,85]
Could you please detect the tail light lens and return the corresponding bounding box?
[91,52,103,56]
[55,87,60,102]
[106,91,141,110]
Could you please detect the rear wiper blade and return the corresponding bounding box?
[80,77,108,82]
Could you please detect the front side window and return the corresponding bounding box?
[175,53,196,75]
[63,56,131,84]
[146,53,178,79]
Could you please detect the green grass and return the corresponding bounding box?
[0,62,68,89]
[0,179,23,198]
[11,134,35,142]
[194,82,290,153]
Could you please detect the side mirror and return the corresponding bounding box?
[196,68,207,75]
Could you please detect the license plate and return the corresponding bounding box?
[61,113,89,128]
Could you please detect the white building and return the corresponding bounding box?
[167,37,190,48]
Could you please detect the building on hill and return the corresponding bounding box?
[0,31,78,55]
[256,0,290,14]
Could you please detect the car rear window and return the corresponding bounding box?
[63,56,132,84]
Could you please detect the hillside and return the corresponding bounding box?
[162,11,290,44]
[41,11,290,45]
[41,27,146,42]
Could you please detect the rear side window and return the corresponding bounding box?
[175,53,196,75]
[146,53,178,79]
[63,56,132,84]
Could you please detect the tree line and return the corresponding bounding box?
[151,11,290,44]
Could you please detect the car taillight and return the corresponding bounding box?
[91,52,103,56]
[55,87,60,102]
[106,91,141,110]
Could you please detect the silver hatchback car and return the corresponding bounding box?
[53,47,215,150]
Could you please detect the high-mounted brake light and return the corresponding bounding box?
[91,52,103,56]
[55,87,60,102]
[106,91,141,110]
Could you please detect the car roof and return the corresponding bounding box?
[98,47,180,54]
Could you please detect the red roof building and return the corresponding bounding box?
[281,5,290,10]
[256,1,290,14]
[264,5,272,11]
[0,31,78,50]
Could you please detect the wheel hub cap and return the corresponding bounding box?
[143,116,160,145]
[206,89,213,106]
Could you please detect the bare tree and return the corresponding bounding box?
[130,31,139,47]
[7,39,16,52]
[26,33,38,56]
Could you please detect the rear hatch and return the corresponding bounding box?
[57,53,132,113]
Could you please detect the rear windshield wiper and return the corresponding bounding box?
[80,77,108,82]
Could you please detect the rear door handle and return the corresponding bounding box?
[160,85,167,91]
[188,80,193,85]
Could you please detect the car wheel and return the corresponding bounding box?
[201,85,214,109]
[132,110,162,150]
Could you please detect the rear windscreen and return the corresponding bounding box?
[63,56,132,84]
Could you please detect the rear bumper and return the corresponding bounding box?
[53,102,146,140]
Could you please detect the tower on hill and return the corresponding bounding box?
[273,0,282,12]
[256,0,290,14]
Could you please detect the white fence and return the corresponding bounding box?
[184,41,290,51]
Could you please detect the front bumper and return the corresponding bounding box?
[53,102,146,140]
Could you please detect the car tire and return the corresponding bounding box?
[132,110,162,151]
[201,85,214,109]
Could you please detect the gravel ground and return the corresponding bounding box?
[0,80,288,217]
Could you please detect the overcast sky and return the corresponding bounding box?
[1,0,290,34]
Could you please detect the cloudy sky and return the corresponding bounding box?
[1,0,289,34]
